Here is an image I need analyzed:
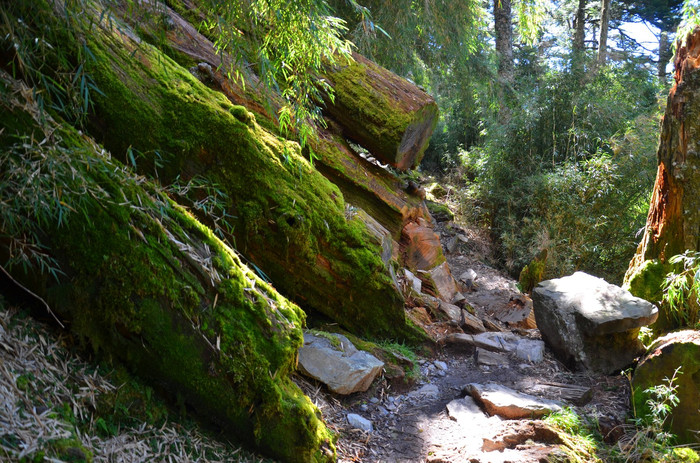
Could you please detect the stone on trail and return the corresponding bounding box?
[298,332,384,395]
[444,332,545,363]
[632,330,700,444]
[458,268,477,291]
[446,396,497,424]
[347,413,374,432]
[533,271,658,374]
[409,383,440,400]
[476,347,508,367]
[403,268,422,293]
[467,383,562,420]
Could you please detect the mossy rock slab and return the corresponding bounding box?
[79,6,413,339]
[0,74,333,462]
[324,52,439,170]
[632,330,700,445]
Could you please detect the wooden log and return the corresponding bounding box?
[323,52,439,170]
[0,74,333,462]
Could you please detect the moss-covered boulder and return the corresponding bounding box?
[632,330,700,444]
[71,4,414,338]
[0,72,333,462]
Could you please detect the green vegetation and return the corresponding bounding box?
[662,251,700,329]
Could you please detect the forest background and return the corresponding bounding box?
[331,0,685,285]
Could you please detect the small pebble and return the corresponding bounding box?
[370,397,379,404]
[434,360,448,371]
[360,404,369,412]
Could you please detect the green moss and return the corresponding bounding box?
[623,259,668,304]
[2,73,333,461]
[426,200,454,222]
[325,56,438,168]
[80,17,411,339]
[671,447,700,462]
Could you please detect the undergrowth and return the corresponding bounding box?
[544,371,699,463]
[0,295,273,463]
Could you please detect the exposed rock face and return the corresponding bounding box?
[632,330,700,444]
[533,272,658,373]
[298,332,384,395]
[323,52,439,170]
[467,383,562,419]
[402,219,445,271]
[443,332,545,363]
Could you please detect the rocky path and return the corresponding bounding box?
[299,222,630,463]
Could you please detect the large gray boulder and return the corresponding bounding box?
[533,272,658,374]
[298,332,384,394]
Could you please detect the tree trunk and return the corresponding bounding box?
[84,6,419,340]
[572,0,587,73]
[597,0,611,66]
[658,30,672,81]
[494,0,515,84]
[625,28,700,319]
[0,74,333,463]
[322,52,439,171]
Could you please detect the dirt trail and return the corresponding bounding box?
[300,221,630,463]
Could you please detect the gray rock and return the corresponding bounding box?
[458,269,478,290]
[476,348,507,366]
[434,360,448,371]
[446,396,495,423]
[404,268,422,294]
[533,272,658,374]
[347,413,373,432]
[409,383,440,399]
[444,332,545,363]
[467,383,562,419]
[298,332,384,394]
[445,235,460,254]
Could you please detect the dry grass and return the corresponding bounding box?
[0,302,272,463]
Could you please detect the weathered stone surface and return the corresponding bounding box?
[298,332,384,395]
[444,332,545,363]
[424,262,460,302]
[324,52,439,171]
[347,413,374,432]
[467,383,562,419]
[402,220,445,271]
[447,396,496,424]
[632,330,700,444]
[533,272,658,373]
[458,269,477,290]
[476,348,508,366]
[404,268,422,293]
[409,383,440,400]
[481,421,562,452]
